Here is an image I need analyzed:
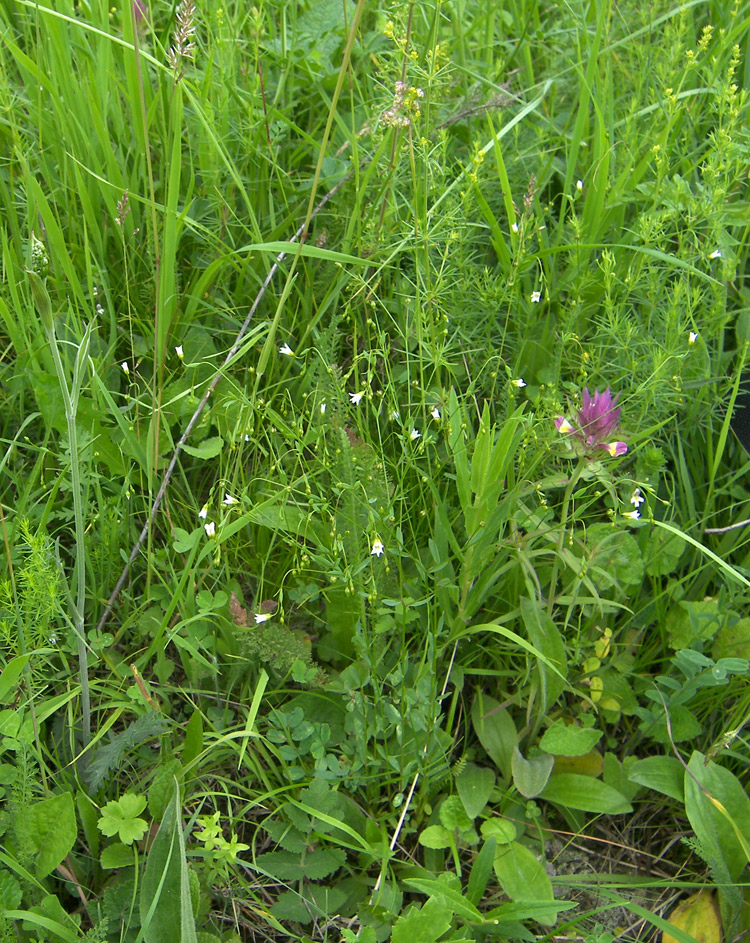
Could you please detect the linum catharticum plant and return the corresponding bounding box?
[27,236,94,752]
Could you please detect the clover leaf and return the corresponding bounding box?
[97,793,148,845]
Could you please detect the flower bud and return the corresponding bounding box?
[28,232,49,277]
[27,270,53,333]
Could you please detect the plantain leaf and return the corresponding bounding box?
[28,792,77,879]
[628,756,684,802]
[140,782,197,943]
[456,763,495,819]
[492,842,558,926]
[471,693,518,780]
[512,747,554,798]
[540,773,632,814]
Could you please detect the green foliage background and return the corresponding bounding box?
[0,0,750,940]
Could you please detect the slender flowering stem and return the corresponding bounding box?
[45,314,93,753]
[547,457,587,615]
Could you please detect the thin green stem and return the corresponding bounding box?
[546,457,588,616]
[46,325,92,752]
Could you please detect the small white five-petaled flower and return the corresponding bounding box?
[204,521,216,537]
[576,179,584,191]
[709,249,722,259]
[410,428,421,441]
[390,410,400,421]
[689,331,699,345]
[350,392,363,405]
[371,539,385,557]
[511,221,519,233]
[254,613,271,624]
[531,291,542,303]
[431,407,441,420]
[121,361,130,375]
[623,510,640,520]
[631,488,645,507]
[279,343,293,356]
[198,504,208,519]
[175,345,184,360]
[320,402,327,414]
[223,493,238,506]
[511,378,526,388]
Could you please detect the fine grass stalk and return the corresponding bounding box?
[27,266,93,752]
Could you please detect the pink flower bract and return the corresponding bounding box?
[578,387,622,446]
[555,387,627,456]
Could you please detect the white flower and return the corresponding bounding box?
[531,291,542,303]
[175,345,184,360]
[410,428,421,441]
[254,612,271,624]
[223,493,238,506]
[431,407,441,420]
[121,361,130,375]
[350,392,363,405]
[390,410,400,421]
[630,488,645,507]
[511,378,526,388]
[320,402,327,415]
[96,303,104,315]
[576,179,584,191]
[198,504,208,519]
[511,221,519,233]
[709,249,722,259]
[244,434,251,442]
[623,510,640,521]
[279,343,293,356]
[204,521,216,537]
[371,539,385,557]
[689,331,698,345]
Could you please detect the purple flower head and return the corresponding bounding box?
[133,0,148,27]
[555,387,627,457]
[578,387,622,446]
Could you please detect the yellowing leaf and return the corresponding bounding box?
[662,890,721,943]
[553,750,604,778]
[594,628,612,660]
[712,617,750,660]
[599,696,622,713]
